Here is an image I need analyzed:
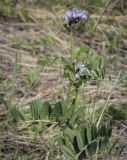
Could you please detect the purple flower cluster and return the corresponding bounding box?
[64,7,88,26]
[75,62,86,80]
[75,63,85,72]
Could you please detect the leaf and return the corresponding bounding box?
[81,126,88,146]
[86,125,92,144]
[50,96,56,108]
[91,70,98,79]
[64,105,74,123]
[69,109,81,126]
[10,107,25,122]
[66,127,75,143]
[76,131,84,150]
[87,141,97,156]
[61,145,75,160]
[99,124,107,137]
[64,65,75,81]
[85,68,91,77]
[52,101,63,117]
[61,97,66,115]
[91,124,97,140]
[94,69,100,78]
[30,99,43,120]
[58,137,66,145]
[72,136,80,154]
[69,71,75,81]
[42,101,52,117]
[99,138,108,151]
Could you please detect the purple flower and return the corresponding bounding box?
[64,7,88,25]
[75,63,85,72]
[75,62,86,80]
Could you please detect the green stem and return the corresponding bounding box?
[66,31,73,103]
[70,30,73,65]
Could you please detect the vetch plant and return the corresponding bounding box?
[26,6,112,160]
[27,7,111,159]
[27,7,112,159]
[58,7,112,159]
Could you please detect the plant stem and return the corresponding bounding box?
[19,120,58,124]
[66,30,73,103]
[70,30,73,65]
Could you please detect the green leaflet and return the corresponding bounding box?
[30,99,52,120]
[10,107,25,122]
[87,141,97,156]
[30,99,43,120]
[81,127,88,146]
[61,145,75,160]
[66,127,75,143]
[86,125,92,144]
[76,130,84,150]
[52,101,63,119]
[69,109,82,126]
[42,101,52,117]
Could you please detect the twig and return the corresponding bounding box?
[19,119,58,124]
